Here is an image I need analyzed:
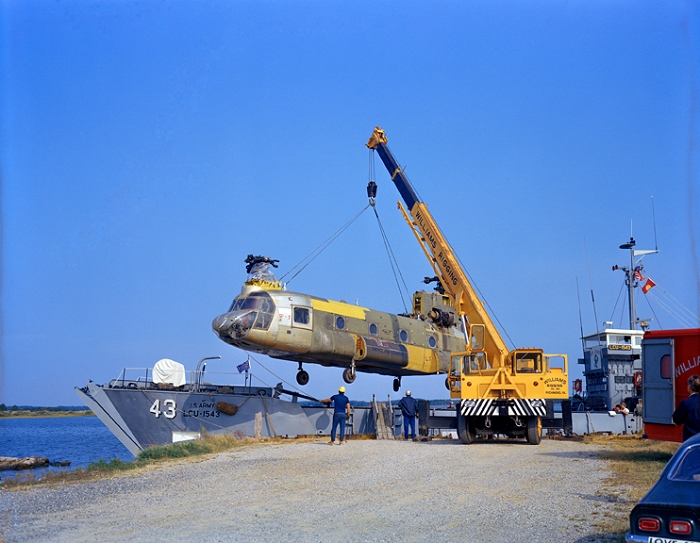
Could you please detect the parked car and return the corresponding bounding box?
[626,432,700,542]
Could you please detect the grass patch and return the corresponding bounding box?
[583,434,681,542]
[0,431,262,490]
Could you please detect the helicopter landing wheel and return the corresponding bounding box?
[296,370,309,386]
[342,367,356,384]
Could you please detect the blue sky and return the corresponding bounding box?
[1,0,698,406]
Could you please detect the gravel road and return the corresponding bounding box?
[0,437,624,543]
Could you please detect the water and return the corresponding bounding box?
[0,416,134,480]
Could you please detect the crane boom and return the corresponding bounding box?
[367,126,509,365]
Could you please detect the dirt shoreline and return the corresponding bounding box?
[0,437,625,543]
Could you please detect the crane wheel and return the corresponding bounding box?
[526,417,542,445]
[457,415,475,445]
[296,370,310,386]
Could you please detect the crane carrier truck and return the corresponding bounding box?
[366,126,569,444]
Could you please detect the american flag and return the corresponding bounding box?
[237,359,251,373]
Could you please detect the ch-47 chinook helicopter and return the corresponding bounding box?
[212,253,466,392]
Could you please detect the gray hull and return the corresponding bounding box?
[75,383,338,457]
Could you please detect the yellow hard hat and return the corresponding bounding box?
[339,386,346,393]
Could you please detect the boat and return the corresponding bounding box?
[75,358,377,456]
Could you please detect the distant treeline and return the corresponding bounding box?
[0,404,91,412]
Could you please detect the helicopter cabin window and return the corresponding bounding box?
[399,329,409,342]
[335,316,345,330]
[428,336,437,349]
[293,307,310,325]
[369,323,378,336]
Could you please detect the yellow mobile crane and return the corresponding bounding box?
[367,127,568,444]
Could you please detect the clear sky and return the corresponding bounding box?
[1,0,699,407]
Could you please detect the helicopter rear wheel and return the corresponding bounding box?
[393,377,401,392]
[296,370,309,386]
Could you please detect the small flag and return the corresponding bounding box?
[642,278,656,294]
[634,267,644,281]
[237,359,250,373]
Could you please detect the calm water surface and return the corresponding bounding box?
[0,416,134,480]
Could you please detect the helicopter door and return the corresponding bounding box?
[642,338,674,424]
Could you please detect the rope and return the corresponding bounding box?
[279,203,371,286]
[647,287,699,327]
[641,290,663,328]
[609,283,625,327]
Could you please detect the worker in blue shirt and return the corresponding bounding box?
[398,390,419,440]
[321,386,351,445]
[673,375,700,441]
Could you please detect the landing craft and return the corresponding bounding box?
[212,254,466,391]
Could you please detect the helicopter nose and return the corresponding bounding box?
[212,313,232,334]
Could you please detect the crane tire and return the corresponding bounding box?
[526,416,542,445]
[457,414,475,445]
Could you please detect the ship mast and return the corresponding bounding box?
[615,238,658,330]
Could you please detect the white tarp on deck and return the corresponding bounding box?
[152,358,186,387]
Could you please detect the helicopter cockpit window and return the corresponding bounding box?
[228,292,275,330]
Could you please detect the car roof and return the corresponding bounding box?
[637,433,700,509]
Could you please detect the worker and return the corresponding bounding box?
[398,390,419,440]
[321,386,351,445]
[673,375,700,441]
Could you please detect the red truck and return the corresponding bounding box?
[642,328,700,442]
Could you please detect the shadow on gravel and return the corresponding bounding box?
[538,450,604,459]
[417,438,535,446]
[572,533,625,543]
[575,492,631,505]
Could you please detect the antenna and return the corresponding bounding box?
[576,277,586,353]
[584,239,602,342]
[651,196,658,251]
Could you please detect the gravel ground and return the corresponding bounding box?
[0,437,624,543]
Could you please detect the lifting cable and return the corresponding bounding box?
[280,203,372,286]
[371,204,410,313]
[369,149,411,313]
